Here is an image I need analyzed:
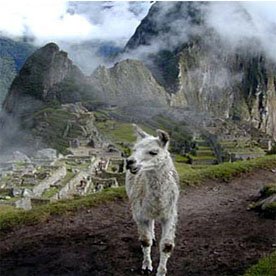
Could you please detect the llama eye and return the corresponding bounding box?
[149,151,158,156]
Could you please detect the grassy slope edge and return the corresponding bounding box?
[0,186,126,233]
[0,155,276,233]
[242,251,276,276]
[176,155,276,186]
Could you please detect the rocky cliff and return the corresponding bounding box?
[90,59,169,108]
[125,2,276,140]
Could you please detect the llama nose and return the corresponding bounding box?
[126,158,136,170]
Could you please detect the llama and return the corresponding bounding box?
[126,124,179,276]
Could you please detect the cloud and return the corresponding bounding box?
[123,2,276,64]
[0,1,151,47]
[68,1,151,46]
[206,2,276,61]
[0,0,93,43]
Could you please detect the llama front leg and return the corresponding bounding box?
[150,219,156,246]
[156,216,177,276]
[136,219,155,274]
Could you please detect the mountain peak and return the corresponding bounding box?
[2,43,75,115]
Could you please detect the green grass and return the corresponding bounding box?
[198,146,212,150]
[189,155,217,161]
[196,149,214,154]
[262,183,276,197]
[96,120,154,144]
[176,154,276,186]
[242,251,276,276]
[0,204,17,215]
[61,171,76,186]
[96,120,135,143]
[174,154,189,163]
[0,186,126,233]
[42,187,59,198]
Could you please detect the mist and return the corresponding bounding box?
[206,2,276,62]
[123,2,276,64]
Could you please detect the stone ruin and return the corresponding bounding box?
[0,147,126,211]
[106,158,126,173]
[89,177,118,193]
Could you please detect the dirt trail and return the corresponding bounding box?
[0,170,276,276]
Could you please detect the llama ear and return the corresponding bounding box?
[156,129,170,148]
[133,124,149,140]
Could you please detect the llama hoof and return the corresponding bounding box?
[140,267,153,275]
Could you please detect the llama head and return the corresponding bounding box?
[126,124,170,174]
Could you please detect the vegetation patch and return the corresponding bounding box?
[0,204,17,215]
[242,251,276,276]
[42,187,59,198]
[61,171,77,186]
[261,183,276,197]
[249,182,276,219]
[177,155,276,186]
[96,120,153,144]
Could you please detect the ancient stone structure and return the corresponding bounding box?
[0,147,126,210]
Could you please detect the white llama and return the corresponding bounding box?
[126,124,179,276]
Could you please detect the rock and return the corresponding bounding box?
[23,188,33,198]
[90,59,169,108]
[250,183,276,218]
[12,187,23,197]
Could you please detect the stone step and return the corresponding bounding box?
[195,139,210,147]
[189,154,218,165]
[196,150,216,157]
[191,158,218,165]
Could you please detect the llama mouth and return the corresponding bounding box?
[130,166,141,174]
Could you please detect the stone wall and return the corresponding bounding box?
[53,171,88,200]
[32,166,66,196]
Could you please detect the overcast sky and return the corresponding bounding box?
[0,1,152,46]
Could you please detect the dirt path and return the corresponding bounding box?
[1,170,276,276]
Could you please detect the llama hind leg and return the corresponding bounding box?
[156,216,177,276]
[136,219,154,274]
